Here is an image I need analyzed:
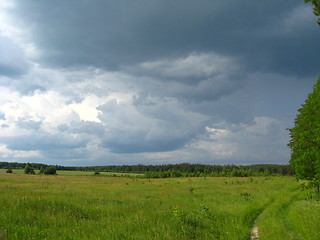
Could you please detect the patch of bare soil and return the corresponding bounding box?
[250,225,259,239]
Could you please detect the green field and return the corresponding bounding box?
[0,172,319,239]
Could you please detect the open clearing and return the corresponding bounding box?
[0,173,319,239]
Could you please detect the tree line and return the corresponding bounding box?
[0,162,74,171]
[0,161,293,178]
[71,163,294,176]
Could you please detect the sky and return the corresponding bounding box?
[0,0,319,166]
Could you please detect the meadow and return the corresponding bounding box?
[0,171,319,239]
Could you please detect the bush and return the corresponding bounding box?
[94,171,100,175]
[6,169,13,174]
[39,166,44,174]
[24,163,35,174]
[44,167,57,175]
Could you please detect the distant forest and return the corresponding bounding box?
[0,161,293,178]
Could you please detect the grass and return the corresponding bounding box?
[0,172,318,239]
[285,199,320,239]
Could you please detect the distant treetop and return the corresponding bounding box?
[305,0,320,25]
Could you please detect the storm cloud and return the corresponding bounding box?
[0,0,319,166]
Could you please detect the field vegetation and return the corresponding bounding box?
[0,162,293,178]
[0,172,319,239]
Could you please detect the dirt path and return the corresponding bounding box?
[250,224,259,239]
[248,189,300,240]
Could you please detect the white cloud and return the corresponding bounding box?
[0,0,15,9]
[0,87,104,135]
[0,144,41,159]
[68,95,105,123]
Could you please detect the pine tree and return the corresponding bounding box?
[288,77,320,191]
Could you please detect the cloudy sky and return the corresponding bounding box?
[0,0,319,166]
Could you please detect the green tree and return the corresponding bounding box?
[305,0,320,25]
[39,166,44,174]
[288,76,320,191]
[24,163,35,174]
[44,167,57,175]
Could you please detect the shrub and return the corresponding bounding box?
[94,171,100,175]
[39,166,44,174]
[6,169,13,174]
[44,167,57,175]
[24,163,35,174]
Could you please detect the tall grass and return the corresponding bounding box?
[0,173,317,239]
[285,199,320,239]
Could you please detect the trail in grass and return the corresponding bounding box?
[250,187,301,240]
[248,199,275,240]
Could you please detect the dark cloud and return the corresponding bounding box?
[3,133,87,151]
[125,53,242,84]
[97,99,206,153]
[16,119,42,130]
[58,121,106,137]
[132,94,156,106]
[10,0,319,76]
[40,147,91,163]
[0,1,318,165]
[164,77,243,103]
[122,52,247,104]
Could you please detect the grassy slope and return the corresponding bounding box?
[0,173,318,239]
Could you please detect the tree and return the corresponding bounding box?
[44,167,57,175]
[305,0,320,25]
[6,169,13,173]
[39,166,44,174]
[288,77,320,191]
[24,163,35,174]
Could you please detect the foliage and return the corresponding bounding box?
[143,164,293,178]
[24,163,35,175]
[305,0,320,25]
[288,77,320,190]
[39,166,44,174]
[0,161,294,178]
[93,171,100,175]
[44,167,57,175]
[0,162,74,171]
[6,169,13,174]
